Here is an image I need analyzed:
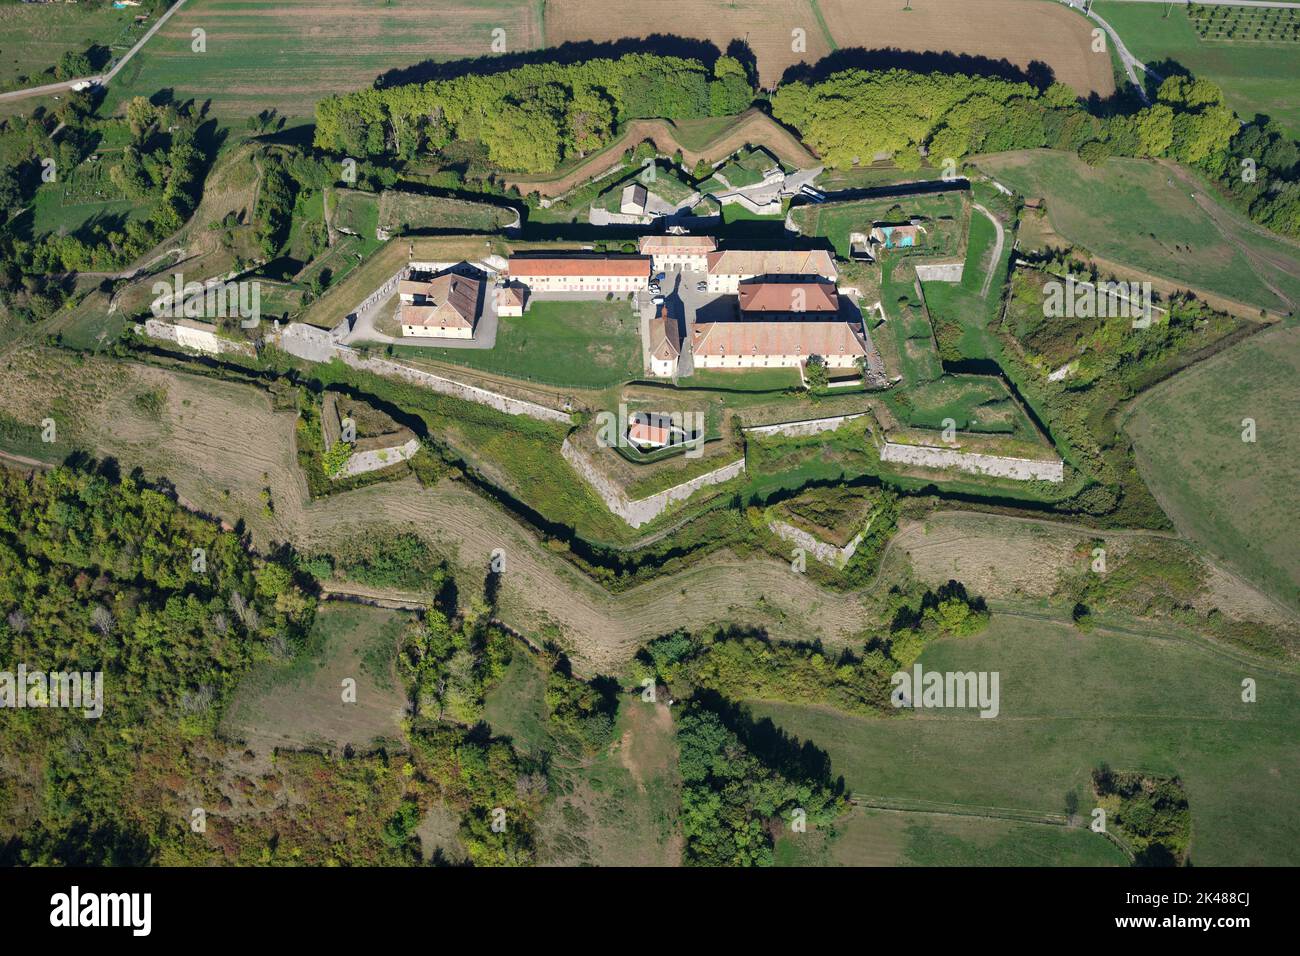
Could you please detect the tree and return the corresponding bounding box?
[55,50,92,81]
[804,355,829,389]
[565,88,615,155]
[481,101,563,173]
[1065,789,1080,824]
[708,56,755,116]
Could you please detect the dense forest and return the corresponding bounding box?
[314,53,756,172]
[0,462,315,864]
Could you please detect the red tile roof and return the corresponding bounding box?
[648,305,681,361]
[629,421,671,446]
[508,255,650,278]
[738,281,839,315]
[401,272,481,328]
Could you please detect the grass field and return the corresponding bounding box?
[751,612,1300,866]
[881,259,943,385]
[378,189,516,234]
[223,601,410,751]
[25,167,146,241]
[920,198,1011,360]
[1094,1,1300,138]
[775,804,1128,866]
[483,652,549,755]
[102,0,542,121]
[886,373,1036,437]
[977,149,1300,316]
[817,0,1114,96]
[539,694,683,866]
[0,3,149,89]
[482,652,682,865]
[1125,324,1300,614]
[389,298,642,388]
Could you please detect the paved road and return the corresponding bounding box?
[0,0,189,104]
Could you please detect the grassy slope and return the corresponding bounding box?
[1093,1,1300,138]
[751,614,1300,866]
[776,804,1128,866]
[977,149,1300,315]
[1124,323,1300,613]
[223,602,409,749]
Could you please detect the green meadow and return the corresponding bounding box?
[1125,324,1300,613]
[750,614,1300,866]
[978,149,1300,314]
[390,298,642,389]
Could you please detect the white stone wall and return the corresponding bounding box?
[144,319,255,357]
[744,413,868,438]
[401,324,473,338]
[562,438,745,528]
[512,274,648,293]
[335,438,421,479]
[695,352,858,369]
[768,519,868,568]
[272,324,571,425]
[880,441,1064,483]
[335,347,572,425]
[914,261,965,283]
[649,253,709,272]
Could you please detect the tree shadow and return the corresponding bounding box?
[696,688,846,795]
[780,48,1056,90]
[375,35,733,90]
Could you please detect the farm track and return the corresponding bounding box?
[1162,162,1300,313]
[972,203,1005,299]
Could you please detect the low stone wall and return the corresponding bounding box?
[768,519,868,568]
[337,348,572,425]
[562,438,745,528]
[745,413,868,439]
[278,322,335,363]
[143,319,255,357]
[719,192,783,216]
[880,441,1064,483]
[914,261,965,283]
[270,323,571,425]
[336,437,421,478]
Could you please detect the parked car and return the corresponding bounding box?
[651,295,666,306]
[695,281,707,292]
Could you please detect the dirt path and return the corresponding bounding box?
[1162,162,1300,313]
[972,202,1005,299]
[503,109,817,198]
